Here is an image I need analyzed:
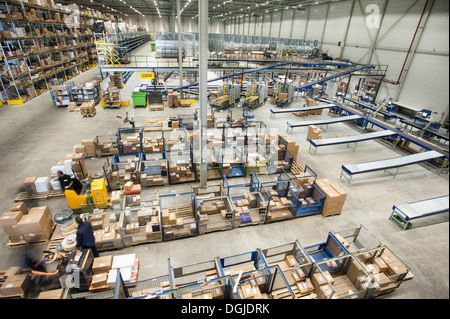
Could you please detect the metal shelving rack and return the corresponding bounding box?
[0,0,113,104]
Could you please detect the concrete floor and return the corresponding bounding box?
[0,64,448,299]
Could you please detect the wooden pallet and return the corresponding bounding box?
[163,204,194,219]
[149,104,164,111]
[14,186,64,202]
[6,225,56,248]
[291,161,305,176]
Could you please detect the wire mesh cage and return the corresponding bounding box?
[169,257,221,289]
[352,245,411,298]
[303,233,350,263]
[142,128,165,153]
[195,195,234,235]
[120,198,162,247]
[246,144,271,176]
[332,225,382,254]
[126,274,173,299]
[230,265,294,300]
[229,192,267,228]
[260,243,316,299]
[84,210,124,251]
[221,172,260,197]
[117,127,143,155]
[176,276,232,299]
[260,179,297,223]
[309,255,372,299]
[159,193,197,241]
[138,152,168,187]
[92,135,120,157]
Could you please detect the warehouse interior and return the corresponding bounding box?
[0,0,448,302]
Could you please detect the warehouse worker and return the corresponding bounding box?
[75,217,100,258]
[57,171,82,195]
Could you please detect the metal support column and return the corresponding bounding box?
[199,0,208,187]
[177,0,183,99]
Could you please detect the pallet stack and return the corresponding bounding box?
[80,102,96,117]
[167,90,179,108]
[314,178,347,217]
[307,125,322,141]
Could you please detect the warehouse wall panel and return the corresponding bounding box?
[322,1,352,44]
[345,0,385,47]
[416,0,449,53]
[291,9,307,40]
[270,11,282,38]
[279,10,294,39]
[262,13,271,37]
[377,0,426,50]
[305,5,327,41]
[397,53,449,116]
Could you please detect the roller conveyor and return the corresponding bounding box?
[309,129,396,153]
[340,150,445,184]
[286,114,361,133]
[390,195,449,230]
[270,103,336,118]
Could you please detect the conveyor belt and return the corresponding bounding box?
[309,130,396,152]
[287,114,361,132]
[317,98,449,157]
[400,118,449,141]
[340,150,444,183]
[393,195,449,221]
[270,103,335,117]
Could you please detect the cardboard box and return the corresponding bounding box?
[0,211,23,227]
[91,272,108,288]
[285,255,297,268]
[92,256,113,274]
[311,272,327,290]
[373,257,389,273]
[317,284,333,299]
[0,274,28,297]
[10,202,28,215]
[38,288,64,299]
[296,278,314,295]
[386,261,408,276]
[17,208,52,234]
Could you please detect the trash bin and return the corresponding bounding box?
[151,43,156,51]
[132,92,147,107]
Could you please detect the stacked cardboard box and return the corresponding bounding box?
[199,200,227,215]
[311,270,335,299]
[91,255,113,290]
[315,178,347,217]
[307,125,322,141]
[0,210,26,244]
[0,274,29,297]
[17,206,55,243]
[0,206,54,244]
[278,134,300,161]
[81,139,97,157]
[91,214,121,244]
[38,288,65,299]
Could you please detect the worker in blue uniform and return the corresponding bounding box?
[75,217,99,257]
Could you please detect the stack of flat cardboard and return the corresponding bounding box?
[314,178,347,217]
[307,125,323,141]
